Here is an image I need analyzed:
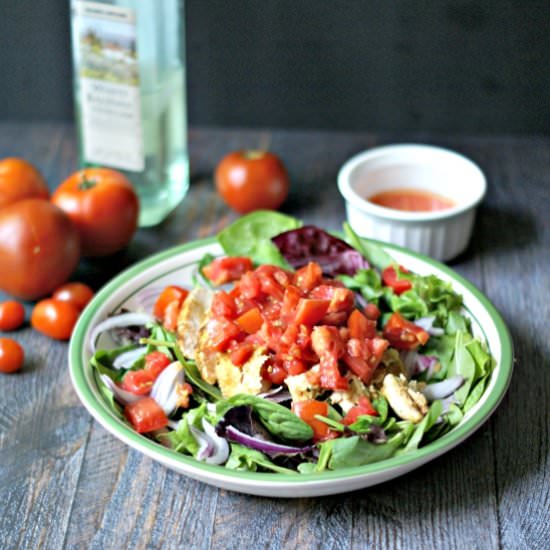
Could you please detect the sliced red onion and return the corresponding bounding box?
[190,419,229,465]
[401,351,439,378]
[225,425,313,456]
[113,346,148,370]
[134,286,165,312]
[167,419,180,430]
[415,316,445,336]
[258,386,291,403]
[150,361,185,416]
[440,394,458,414]
[422,375,464,401]
[89,312,154,353]
[99,374,141,405]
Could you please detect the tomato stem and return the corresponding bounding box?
[78,172,97,190]
[242,150,265,160]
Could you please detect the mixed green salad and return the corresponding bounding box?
[90,211,495,474]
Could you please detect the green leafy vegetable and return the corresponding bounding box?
[225,443,297,474]
[447,331,476,406]
[329,432,407,469]
[217,394,314,442]
[217,211,301,268]
[162,403,210,455]
[338,268,384,305]
[402,400,443,453]
[90,345,139,380]
[342,222,393,270]
[192,252,216,288]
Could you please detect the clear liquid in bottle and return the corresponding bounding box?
[71,0,188,227]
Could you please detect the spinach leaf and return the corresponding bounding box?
[217,211,301,268]
[466,339,494,380]
[463,374,490,413]
[422,334,456,380]
[217,394,314,442]
[329,432,406,469]
[446,310,470,335]
[342,222,393,271]
[225,443,297,474]
[402,400,443,453]
[447,331,476,406]
[315,439,336,471]
[297,462,318,474]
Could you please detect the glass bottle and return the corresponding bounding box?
[70,0,188,227]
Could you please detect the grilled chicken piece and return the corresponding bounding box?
[380,373,428,424]
[176,287,214,360]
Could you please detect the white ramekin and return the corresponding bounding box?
[337,144,487,261]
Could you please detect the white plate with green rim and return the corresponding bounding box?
[69,237,513,498]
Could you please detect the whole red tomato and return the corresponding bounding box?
[0,199,81,300]
[52,168,139,257]
[52,282,94,311]
[215,151,289,214]
[31,298,80,340]
[0,158,49,209]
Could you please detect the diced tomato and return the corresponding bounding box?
[342,395,378,425]
[262,360,287,385]
[283,358,308,375]
[292,400,333,441]
[347,309,377,339]
[319,354,348,390]
[311,325,345,359]
[230,341,256,366]
[363,303,381,321]
[211,291,238,319]
[202,256,253,286]
[153,285,189,321]
[293,262,323,293]
[206,318,242,352]
[383,312,430,350]
[144,351,172,378]
[124,397,168,433]
[235,307,263,334]
[382,266,413,295]
[343,336,388,383]
[294,298,330,326]
[280,285,302,323]
[342,354,375,383]
[121,369,155,395]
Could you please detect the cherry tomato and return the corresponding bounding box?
[52,168,139,257]
[31,298,80,340]
[0,199,81,300]
[382,265,413,295]
[292,400,332,441]
[0,158,49,209]
[383,312,430,350]
[52,282,94,311]
[0,300,25,331]
[124,397,168,433]
[215,150,289,213]
[0,338,24,373]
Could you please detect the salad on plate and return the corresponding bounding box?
[89,212,495,474]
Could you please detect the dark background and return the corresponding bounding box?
[0,0,548,134]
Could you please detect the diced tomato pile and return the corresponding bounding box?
[201,258,426,391]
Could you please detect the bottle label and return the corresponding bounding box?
[72,1,144,172]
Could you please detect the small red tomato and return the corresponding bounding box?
[0,158,49,209]
[31,298,80,340]
[52,168,139,257]
[0,337,24,373]
[215,151,289,213]
[53,282,94,311]
[0,300,25,331]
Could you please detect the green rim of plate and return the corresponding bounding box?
[69,236,513,485]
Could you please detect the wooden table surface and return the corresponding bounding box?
[0,123,548,550]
